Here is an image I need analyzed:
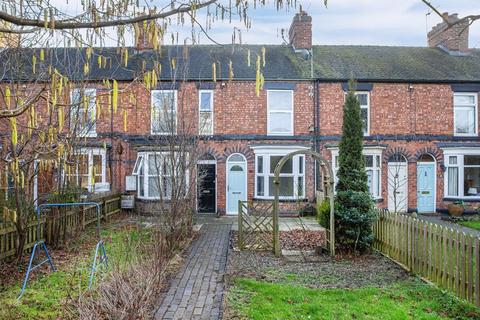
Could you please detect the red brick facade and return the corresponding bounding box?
[64,79,478,215]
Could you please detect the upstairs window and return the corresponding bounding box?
[70,88,96,137]
[151,90,177,134]
[199,90,214,135]
[454,93,477,136]
[267,90,293,135]
[355,92,370,136]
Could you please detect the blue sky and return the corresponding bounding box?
[188,0,480,48]
[51,0,480,48]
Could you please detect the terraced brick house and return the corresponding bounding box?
[2,10,480,215]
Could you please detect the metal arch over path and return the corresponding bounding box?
[273,149,335,257]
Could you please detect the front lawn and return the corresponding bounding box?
[0,217,153,319]
[457,220,480,231]
[226,278,480,320]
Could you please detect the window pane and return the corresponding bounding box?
[448,167,458,196]
[360,108,368,134]
[464,167,480,196]
[152,91,176,133]
[366,169,373,195]
[269,113,292,133]
[200,92,212,111]
[199,111,213,135]
[298,156,304,174]
[365,155,373,167]
[148,177,160,198]
[133,156,143,174]
[268,177,294,197]
[139,175,144,196]
[297,176,304,197]
[229,154,244,162]
[449,156,457,165]
[270,156,292,174]
[256,176,264,196]
[376,155,381,167]
[356,93,368,106]
[454,95,475,105]
[148,155,162,175]
[257,156,263,174]
[163,176,172,198]
[455,107,475,134]
[268,91,293,111]
[464,155,480,166]
[93,155,102,183]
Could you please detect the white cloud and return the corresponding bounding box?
[27,0,480,48]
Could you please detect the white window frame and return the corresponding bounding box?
[70,88,97,137]
[453,93,478,137]
[267,90,294,136]
[65,147,108,193]
[132,152,188,200]
[329,146,384,199]
[252,146,308,200]
[443,147,480,199]
[198,90,214,135]
[151,90,178,135]
[345,91,370,136]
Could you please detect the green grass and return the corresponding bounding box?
[457,220,480,231]
[0,223,151,320]
[227,278,480,320]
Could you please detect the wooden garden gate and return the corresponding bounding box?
[238,201,274,251]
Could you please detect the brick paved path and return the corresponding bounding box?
[155,223,231,320]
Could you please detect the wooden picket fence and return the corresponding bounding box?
[0,193,121,261]
[373,210,480,307]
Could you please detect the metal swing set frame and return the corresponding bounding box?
[18,202,108,299]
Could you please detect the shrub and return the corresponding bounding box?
[335,81,376,252]
[317,199,330,228]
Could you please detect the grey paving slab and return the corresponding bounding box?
[195,214,325,232]
[155,221,231,320]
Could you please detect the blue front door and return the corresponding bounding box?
[417,164,435,213]
[227,163,246,214]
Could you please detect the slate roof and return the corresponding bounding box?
[0,44,479,83]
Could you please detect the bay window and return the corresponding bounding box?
[267,90,294,135]
[151,90,177,134]
[65,148,109,192]
[454,93,477,136]
[444,148,480,198]
[330,146,384,199]
[253,146,307,199]
[132,152,187,200]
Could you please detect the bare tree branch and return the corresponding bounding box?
[421,0,480,29]
[0,0,217,30]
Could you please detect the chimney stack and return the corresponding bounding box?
[289,7,312,51]
[427,13,469,52]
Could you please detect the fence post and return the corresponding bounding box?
[238,200,243,250]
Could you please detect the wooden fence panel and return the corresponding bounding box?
[0,194,121,261]
[373,210,480,307]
